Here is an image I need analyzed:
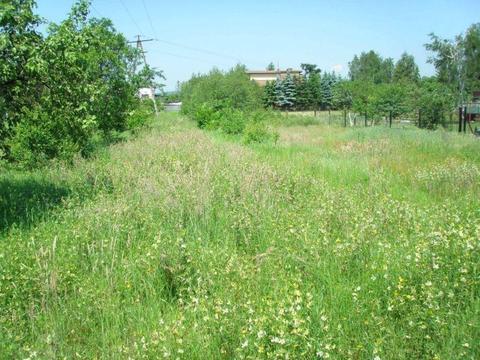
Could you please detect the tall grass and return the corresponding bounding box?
[1,113,479,359]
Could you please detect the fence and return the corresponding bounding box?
[285,110,463,131]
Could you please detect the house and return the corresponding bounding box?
[246,68,302,86]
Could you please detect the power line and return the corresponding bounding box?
[91,3,104,18]
[118,0,144,36]
[154,38,242,63]
[141,0,158,39]
[148,48,231,66]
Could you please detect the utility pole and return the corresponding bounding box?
[129,35,158,116]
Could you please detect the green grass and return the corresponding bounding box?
[1,113,479,359]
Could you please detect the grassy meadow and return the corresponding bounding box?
[1,113,479,359]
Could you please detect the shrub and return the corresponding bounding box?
[216,109,248,134]
[243,120,279,144]
[180,65,262,118]
[127,101,156,131]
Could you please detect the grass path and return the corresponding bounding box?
[1,113,479,359]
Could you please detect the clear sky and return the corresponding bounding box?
[36,0,480,91]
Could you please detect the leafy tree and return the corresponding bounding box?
[370,83,410,121]
[349,50,393,84]
[425,32,466,104]
[0,0,151,165]
[393,52,420,83]
[0,0,43,157]
[333,80,353,111]
[300,63,321,76]
[348,81,375,120]
[415,77,455,129]
[464,23,480,95]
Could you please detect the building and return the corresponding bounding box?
[246,69,302,86]
[138,87,155,100]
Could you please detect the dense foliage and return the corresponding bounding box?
[180,65,278,143]
[258,23,479,130]
[263,66,338,112]
[0,0,160,167]
[180,65,262,117]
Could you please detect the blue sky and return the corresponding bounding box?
[37,0,480,91]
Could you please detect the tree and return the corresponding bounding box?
[415,78,455,129]
[333,81,353,111]
[294,75,309,110]
[425,32,466,105]
[348,81,375,121]
[320,72,337,110]
[301,63,321,76]
[0,0,43,157]
[0,0,151,165]
[393,52,420,83]
[277,73,296,110]
[370,83,410,123]
[308,71,322,113]
[348,50,393,84]
[266,62,275,71]
[263,80,277,108]
[464,23,480,94]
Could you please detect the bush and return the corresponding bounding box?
[243,119,279,144]
[180,65,262,118]
[216,109,248,134]
[127,101,156,131]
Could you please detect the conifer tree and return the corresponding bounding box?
[321,72,337,110]
[280,73,296,110]
[263,80,277,108]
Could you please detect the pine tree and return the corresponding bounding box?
[294,76,309,110]
[280,73,296,110]
[321,72,337,110]
[308,71,322,112]
[263,80,277,108]
[274,78,284,109]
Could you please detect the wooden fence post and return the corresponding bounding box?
[458,107,463,133]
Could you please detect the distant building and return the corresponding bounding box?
[138,87,155,100]
[246,68,302,86]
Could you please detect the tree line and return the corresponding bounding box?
[262,22,480,128]
[0,0,162,167]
